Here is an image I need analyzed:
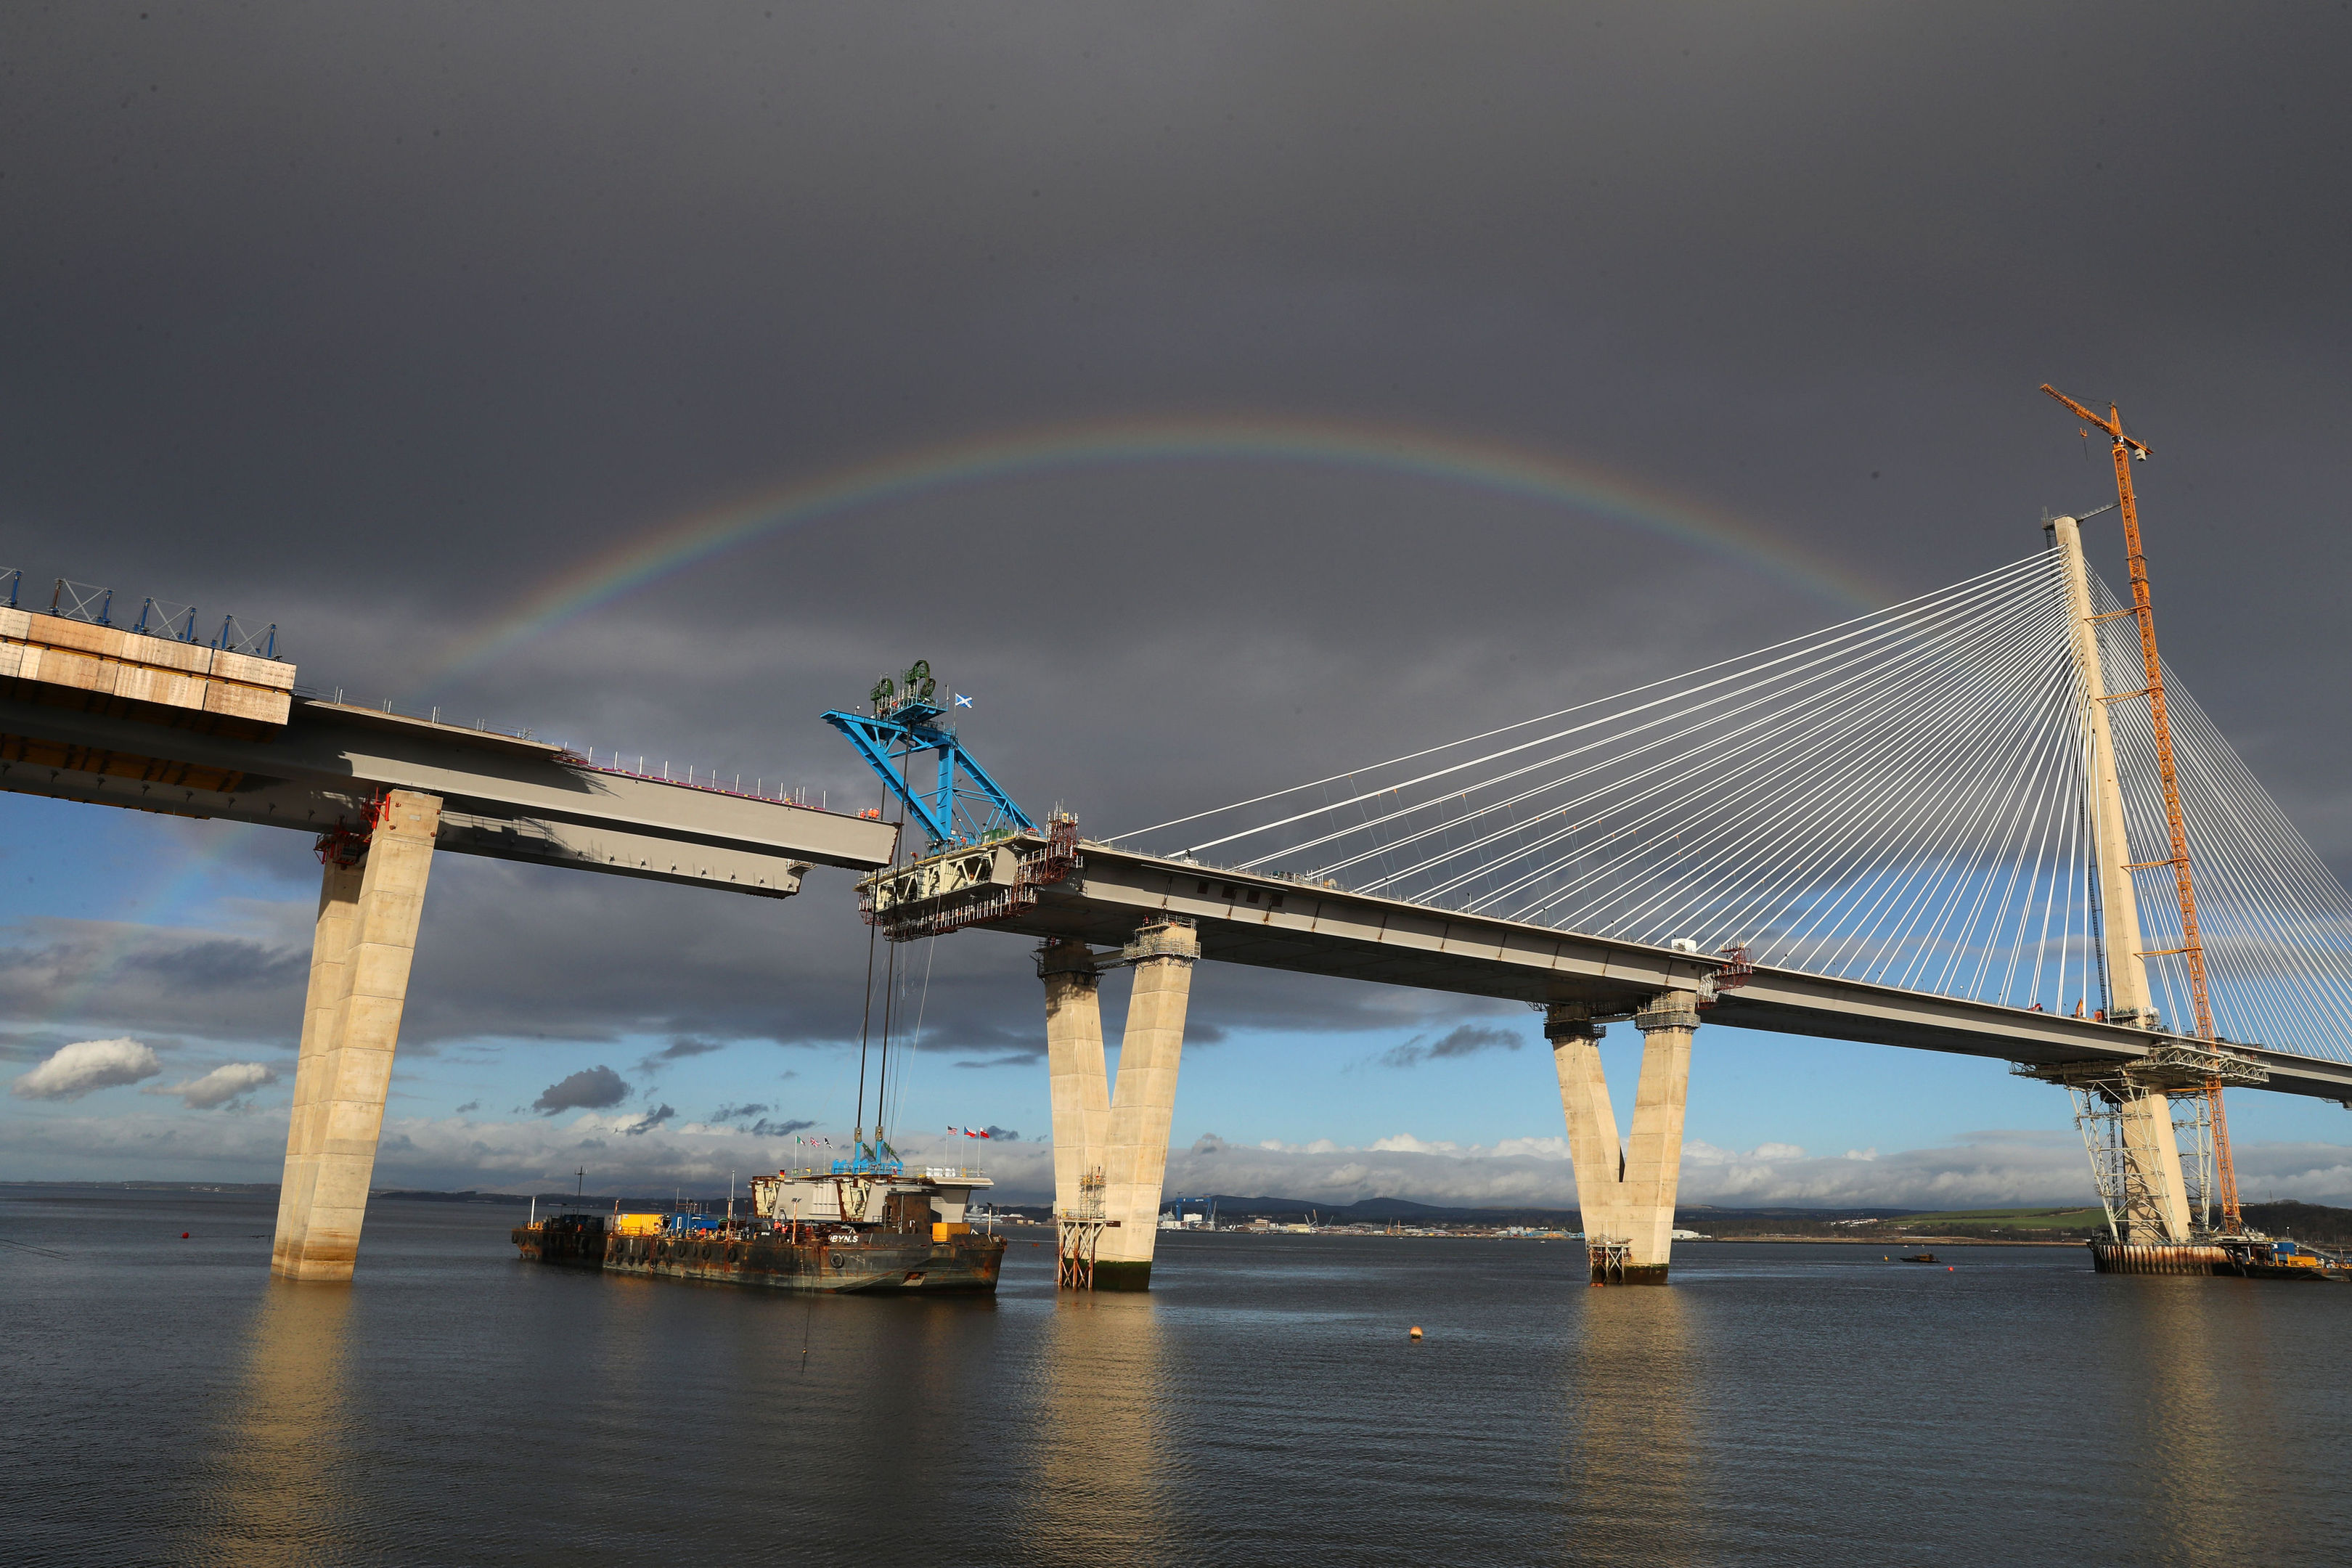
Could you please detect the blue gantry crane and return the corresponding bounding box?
[822,661,1035,849]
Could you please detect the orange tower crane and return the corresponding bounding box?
[2041,384,2242,1233]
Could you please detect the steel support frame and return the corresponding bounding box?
[821,708,1035,848]
[2020,1042,2266,1242]
[1056,1164,1108,1290]
[2058,1078,2159,1244]
[1587,1236,1631,1284]
[2172,1093,2216,1234]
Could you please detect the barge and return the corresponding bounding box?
[2214,1235,2350,1281]
[2088,1234,2351,1279]
[513,1157,1005,1294]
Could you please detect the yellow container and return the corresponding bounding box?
[932,1222,970,1242]
[613,1212,664,1236]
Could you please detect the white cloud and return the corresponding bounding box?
[1158,1128,2117,1210]
[9,1038,163,1101]
[142,1062,278,1110]
[1685,1140,1810,1165]
[1365,1132,1466,1155]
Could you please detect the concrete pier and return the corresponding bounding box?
[271,789,441,1281]
[1621,992,1701,1279]
[1040,937,1113,1285]
[1550,990,1701,1284]
[1095,918,1199,1291]
[1546,1008,1623,1262]
[270,858,364,1276]
[1040,939,1111,1216]
[1039,919,1198,1291]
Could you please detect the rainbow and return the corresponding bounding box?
[429,414,1887,684]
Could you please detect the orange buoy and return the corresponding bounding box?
[1408,1326,1423,1340]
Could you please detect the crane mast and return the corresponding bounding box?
[2041,384,2242,1233]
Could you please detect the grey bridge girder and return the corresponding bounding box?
[874,836,2352,1104]
[0,694,900,896]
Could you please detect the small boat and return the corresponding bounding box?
[1900,1252,1938,1264]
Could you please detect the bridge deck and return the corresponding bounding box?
[879,838,2352,1103]
[0,691,899,895]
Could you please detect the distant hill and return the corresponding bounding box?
[2244,1200,2352,1245]
[1166,1196,2352,1241]
[1162,1195,1923,1228]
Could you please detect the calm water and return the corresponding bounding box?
[5,1185,2346,1567]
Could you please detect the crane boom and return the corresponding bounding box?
[2041,383,2240,1232]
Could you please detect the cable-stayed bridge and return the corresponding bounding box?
[862,523,2352,1287]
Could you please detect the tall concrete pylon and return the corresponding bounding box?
[1548,991,1701,1284]
[2051,515,2192,1244]
[1037,917,1199,1291]
[270,789,441,1281]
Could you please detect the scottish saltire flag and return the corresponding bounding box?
[954,693,973,708]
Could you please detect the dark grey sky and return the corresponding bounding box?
[6,2,2348,1064]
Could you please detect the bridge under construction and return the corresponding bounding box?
[9,388,2348,1289]
[0,581,898,1280]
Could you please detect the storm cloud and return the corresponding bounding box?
[1376,1024,1526,1069]
[532,1066,630,1116]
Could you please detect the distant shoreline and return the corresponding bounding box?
[1694,1235,2084,1247]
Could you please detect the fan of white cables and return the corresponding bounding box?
[1111,549,2352,1065]
[2094,579,2352,1060]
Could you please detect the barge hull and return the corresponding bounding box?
[599,1230,1003,1294]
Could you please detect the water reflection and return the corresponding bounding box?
[2123,1279,2268,1562]
[1558,1286,1705,1566]
[196,1282,356,1566]
[1026,1292,1169,1567]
